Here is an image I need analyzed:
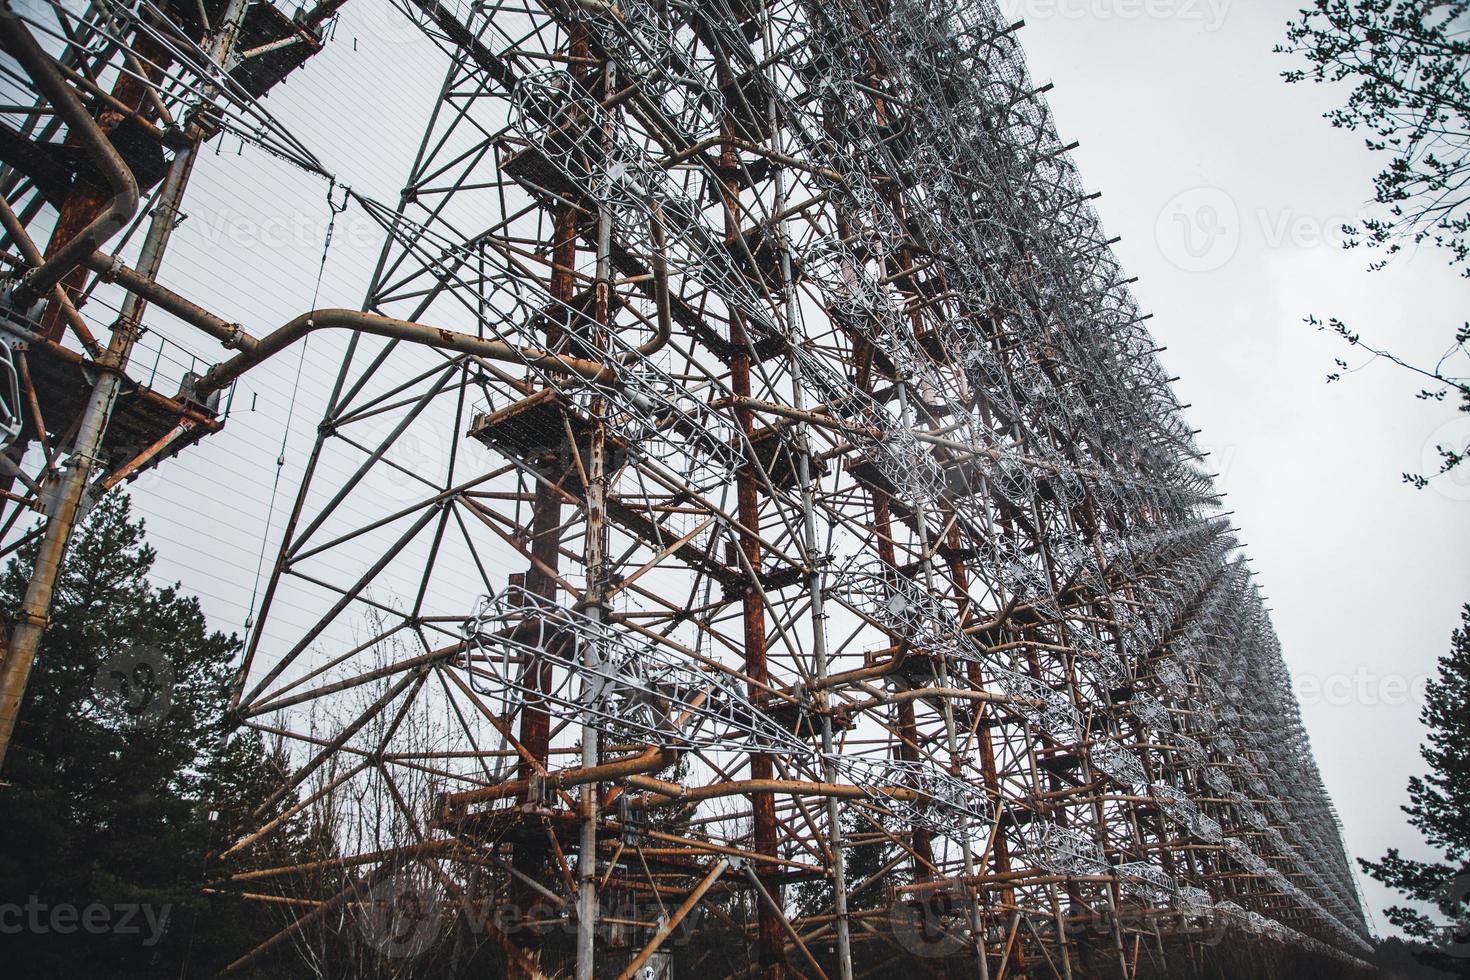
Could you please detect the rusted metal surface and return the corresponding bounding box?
[0,1,1373,977]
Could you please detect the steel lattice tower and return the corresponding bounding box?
[0,1,1373,977]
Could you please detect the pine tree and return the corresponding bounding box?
[0,492,297,977]
[1361,603,1470,976]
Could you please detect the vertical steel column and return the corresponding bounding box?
[720,75,787,980]
[866,489,937,873]
[939,516,993,980]
[508,28,590,976]
[894,379,992,978]
[769,4,852,960]
[575,50,616,978]
[0,1,246,769]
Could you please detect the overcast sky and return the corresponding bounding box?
[59,0,1470,938]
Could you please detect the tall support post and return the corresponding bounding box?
[865,0,947,891]
[0,0,248,768]
[866,487,938,873]
[762,3,853,970]
[720,93,786,980]
[793,405,853,980]
[938,515,994,980]
[893,378,995,979]
[575,53,616,977]
[507,26,592,977]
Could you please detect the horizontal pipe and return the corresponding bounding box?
[81,251,250,349]
[196,308,618,397]
[800,660,902,692]
[84,252,644,389]
[438,744,677,815]
[621,776,920,809]
[843,686,1012,712]
[81,237,678,399]
[731,396,880,437]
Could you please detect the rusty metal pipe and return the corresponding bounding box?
[80,251,250,350]
[845,687,1012,711]
[81,255,672,394]
[194,308,618,398]
[438,744,677,815]
[0,13,138,310]
[626,199,673,362]
[622,776,921,809]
